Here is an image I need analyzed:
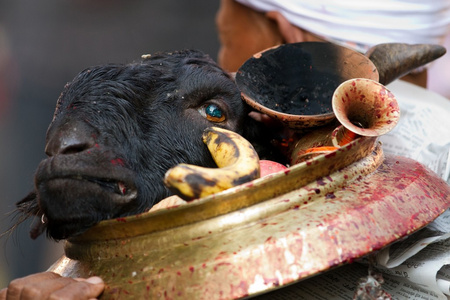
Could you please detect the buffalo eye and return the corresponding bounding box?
[198,103,226,123]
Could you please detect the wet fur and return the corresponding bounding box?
[14,50,274,240]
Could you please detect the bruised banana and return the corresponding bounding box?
[164,126,260,201]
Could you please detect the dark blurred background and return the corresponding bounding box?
[0,0,221,287]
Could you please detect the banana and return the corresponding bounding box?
[164,126,260,201]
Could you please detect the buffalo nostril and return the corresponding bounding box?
[45,135,95,156]
[60,138,92,155]
[45,122,97,156]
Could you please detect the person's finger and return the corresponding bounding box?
[14,277,79,300]
[4,272,61,300]
[0,288,7,300]
[3,272,104,300]
[49,277,105,300]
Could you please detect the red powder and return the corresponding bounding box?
[111,158,125,166]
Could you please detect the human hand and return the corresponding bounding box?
[0,272,104,300]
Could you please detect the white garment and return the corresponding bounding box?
[236,0,450,51]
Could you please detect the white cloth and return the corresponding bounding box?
[236,0,450,52]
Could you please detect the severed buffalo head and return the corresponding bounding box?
[16,50,269,240]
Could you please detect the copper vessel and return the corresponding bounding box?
[291,78,400,164]
[235,42,445,130]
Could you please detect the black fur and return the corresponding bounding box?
[16,50,271,240]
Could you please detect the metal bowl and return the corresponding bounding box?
[235,42,379,130]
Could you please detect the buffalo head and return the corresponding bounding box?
[16,50,265,240]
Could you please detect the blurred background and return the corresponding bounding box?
[0,0,220,287]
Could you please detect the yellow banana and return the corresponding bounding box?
[164,126,260,200]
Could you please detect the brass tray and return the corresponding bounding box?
[48,136,450,299]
